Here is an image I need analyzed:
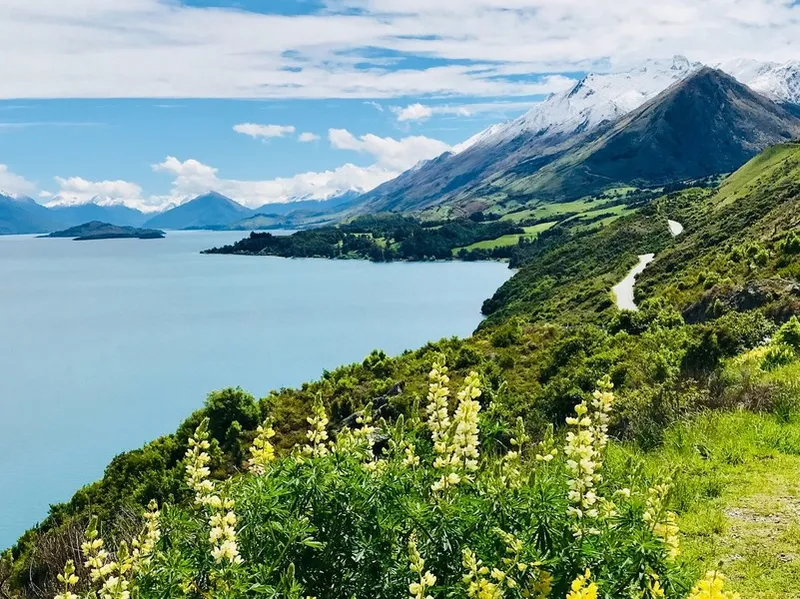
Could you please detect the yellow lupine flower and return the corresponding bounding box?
[408,534,437,599]
[566,569,598,599]
[644,484,680,560]
[425,358,451,463]
[247,419,276,475]
[303,398,330,458]
[687,571,741,599]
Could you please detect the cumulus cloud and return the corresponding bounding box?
[47,176,149,209]
[328,129,450,171]
[390,99,550,121]
[233,123,296,140]
[0,164,37,197]
[44,127,452,211]
[298,132,321,142]
[392,103,434,122]
[151,156,394,208]
[2,0,798,98]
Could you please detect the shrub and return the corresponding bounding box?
[53,362,701,599]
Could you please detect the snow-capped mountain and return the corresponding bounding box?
[452,122,509,155]
[718,58,800,105]
[490,55,702,144]
[355,57,800,215]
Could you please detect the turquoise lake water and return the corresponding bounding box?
[0,231,511,548]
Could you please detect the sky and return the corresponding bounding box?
[0,0,799,211]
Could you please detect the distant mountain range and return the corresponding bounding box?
[4,56,800,236]
[0,189,366,235]
[354,58,800,215]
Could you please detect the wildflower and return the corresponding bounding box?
[462,548,502,599]
[54,560,80,599]
[401,442,420,468]
[564,401,598,527]
[184,419,214,505]
[589,377,614,482]
[247,418,276,475]
[534,423,558,463]
[431,371,483,492]
[208,498,243,566]
[80,518,130,599]
[644,484,680,560]
[363,458,388,475]
[566,569,598,599]
[131,499,160,572]
[449,371,482,474]
[645,573,666,598]
[687,571,740,599]
[408,534,436,599]
[303,398,330,458]
[426,359,451,465]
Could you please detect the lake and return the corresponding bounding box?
[0,231,511,548]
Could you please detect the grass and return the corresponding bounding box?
[499,198,604,222]
[455,221,557,251]
[715,143,800,209]
[611,411,800,599]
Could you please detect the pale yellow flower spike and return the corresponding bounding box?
[185,420,243,567]
[248,418,277,475]
[425,358,452,466]
[432,370,483,492]
[644,484,680,560]
[408,534,437,599]
[687,571,741,599]
[303,397,330,458]
[54,560,80,599]
[131,499,161,573]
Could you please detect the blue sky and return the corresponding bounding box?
[0,0,798,210]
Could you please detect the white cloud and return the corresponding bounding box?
[0,164,37,197]
[44,127,453,211]
[298,132,321,142]
[47,176,151,209]
[233,123,296,140]
[392,103,434,122]
[390,99,549,121]
[1,0,798,98]
[151,155,394,208]
[328,129,450,171]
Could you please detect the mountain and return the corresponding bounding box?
[252,191,363,218]
[355,56,702,214]
[489,68,800,202]
[357,65,800,215]
[0,194,62,235]
[47,202,149,228]
[143,192,253,230]
[719,58,800,105]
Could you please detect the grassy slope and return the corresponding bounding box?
[457,221,557,251]
[637,143,800,311]
[618,411,800,599]
[714,143,800,208]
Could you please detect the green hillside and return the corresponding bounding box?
[4,144,800,599]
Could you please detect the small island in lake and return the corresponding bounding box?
[43,221,166,241]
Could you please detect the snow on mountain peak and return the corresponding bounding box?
[718,58,800,105]
[495,55,702,143]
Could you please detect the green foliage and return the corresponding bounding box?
[774,316,800,351]
[203,216,524,262]
[62,373,696,599]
